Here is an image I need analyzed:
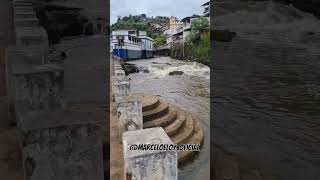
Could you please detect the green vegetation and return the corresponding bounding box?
[192,34,210,65]
[190,17,210,65]
[190,17,209,43]
[153,34,166,46]
[111,15,169,38]
[111,16,150,34]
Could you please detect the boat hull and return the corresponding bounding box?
[113,49,154,60]
[113,49,141,60]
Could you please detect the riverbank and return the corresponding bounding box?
[169,35,210,66]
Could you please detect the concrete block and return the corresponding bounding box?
[19,122,104,180]
[15,26,48,46]
[115,70,125,77]
[114,66,123,71]
[15,11,37,19]
[122,128,178,180]
[116,96,143,140]
[113,81,130,103]
[13,64,64,111]
[14,6,34,13]
[5,46,49,110]
[13,1,33,7]
[15,18,39,27]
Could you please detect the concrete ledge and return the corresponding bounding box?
[113,81,130,103]
[5,46,50,107]
[19,122,104,180]
[15,18,39,27]
[13,64,64,111]
[116,96,143,140]
[15,26,48,46]
[114,70,125,77]
[15,11,37,19]
[13,6,34,12]
[123,128,177,180]
[13,1,33,7]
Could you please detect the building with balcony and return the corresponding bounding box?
[202,1,210,17]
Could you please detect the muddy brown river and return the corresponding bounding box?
[127,57,210,180]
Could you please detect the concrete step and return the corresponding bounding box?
[15,18,39,27]
[171,113,194,145]
[178,120,204,164]
[15,26,48,47]
[143,100,169,121]
[15,11,37,19]
[13,6,34,12]
[13,1,32,7]
[142,95,160,112]
[143,105,177,128]
[164,108,186,136]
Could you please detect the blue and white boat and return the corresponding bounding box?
[111,29,154,60]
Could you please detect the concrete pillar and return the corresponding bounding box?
[113,81,130,103]
[115,69,125,77]
[13,64,64,112]
[19,118,104,180]
[13,65,104,180]
[15,27,49,63]
[14,11,37,19]
[114,66,123,71]
[122,127,178,180]
[116,96,143,140]
[5,46,48,123]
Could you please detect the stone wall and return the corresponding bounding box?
[170,43,193,61]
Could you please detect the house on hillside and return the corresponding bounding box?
[163,16,183,45]
[181,15,201,41]
[202,1,210,17]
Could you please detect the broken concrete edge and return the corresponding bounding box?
[15,106,104,131]
[5,45,51,108]
[122,127,178,180]
[19,121,104,180]
[12,63,63,75]
[15,27,48,42]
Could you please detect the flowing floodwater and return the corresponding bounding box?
[127,57,210,180]
[213,1,320,180]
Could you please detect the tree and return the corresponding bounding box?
[190,17,209,43]
[154,34,166,46]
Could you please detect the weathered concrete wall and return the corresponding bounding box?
[170,43,193,61]
[122,128,178,180]
[20,123,104,180]
[116,96,143,140]
[13,65,64,111]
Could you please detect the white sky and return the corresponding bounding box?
[110,0,208,24]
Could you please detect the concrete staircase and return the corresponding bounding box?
[141,95,204,165]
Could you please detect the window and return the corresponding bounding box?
[128,31,136,34]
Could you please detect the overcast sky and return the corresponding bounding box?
[110,0,208,24]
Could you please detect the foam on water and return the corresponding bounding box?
[141,59,210,80]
